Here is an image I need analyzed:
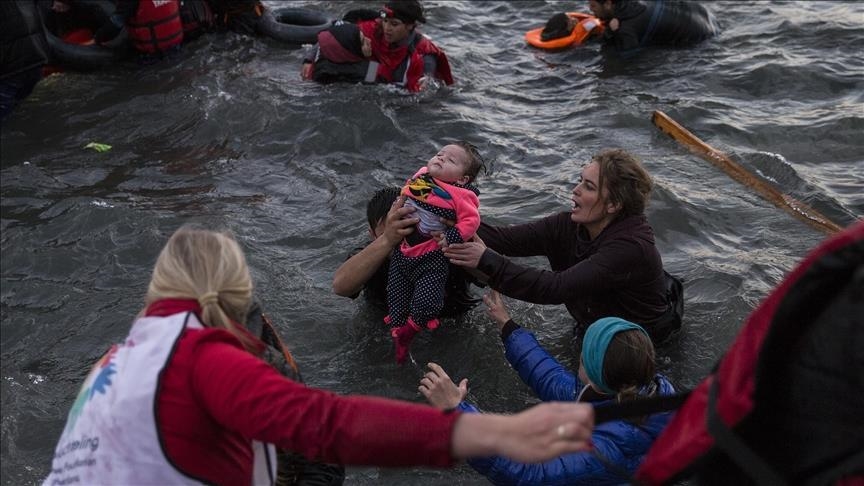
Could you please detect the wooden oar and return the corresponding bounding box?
[651,110,843,235]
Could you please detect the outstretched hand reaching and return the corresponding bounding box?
[419,362,468,410]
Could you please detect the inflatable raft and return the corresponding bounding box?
[42,0,131,71]
[257,7,333,44]
[524,12,604,50]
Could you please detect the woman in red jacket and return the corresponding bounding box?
[43,226,595,485]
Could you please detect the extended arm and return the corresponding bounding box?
[332,197,418,297]
[478,237,641,305]
[195,344,594,466]
[504,328,579,402]
[477,213,562,258]
[483,291,578,401]
[478,251,602,305]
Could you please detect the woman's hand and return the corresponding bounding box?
[483,291,510,330]
[381,196,418,247]
[451,402,595,462]
[419,362,467,410]
[609,18,620,31]
[494,402,594,462]
[360,32,372,57]
[442,241,486,269]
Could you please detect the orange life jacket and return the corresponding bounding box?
[525,12,604,50]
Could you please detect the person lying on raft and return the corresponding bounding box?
[586,0,719,58]
[420,292,676,485]
[301,0,453,92]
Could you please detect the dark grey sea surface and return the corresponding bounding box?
[2,1,862,484]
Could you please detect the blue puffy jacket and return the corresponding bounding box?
[462,327,676,485]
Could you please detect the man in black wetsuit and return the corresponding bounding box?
[588,0,718,58]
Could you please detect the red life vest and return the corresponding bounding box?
[127,0,184,54]
[357,19,454,92]
[635,221,864,485]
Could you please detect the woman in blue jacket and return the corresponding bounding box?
[420,291,675,485]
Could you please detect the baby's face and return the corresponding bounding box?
[427,144,470,184]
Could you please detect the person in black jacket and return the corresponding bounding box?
[442,149,683,344]
[1,0,49,120]
[588,0,718,58]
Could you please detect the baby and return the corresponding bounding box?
[386,142,484,364]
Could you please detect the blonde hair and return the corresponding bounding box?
[146,226,256,351]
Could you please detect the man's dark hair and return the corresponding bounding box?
[366,186,401,230]
[383,0,426,24]
[541,12,572,41]
[454,140,486,183]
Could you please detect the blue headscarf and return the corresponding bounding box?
[582,317,649,395]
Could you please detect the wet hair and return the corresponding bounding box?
[366,186,401,230]
[146,226,257,352]
[541,13,572,41]
[602,328,656,402]
[453,140,486,183]
[591,148,653,217]
[382,0,426,24]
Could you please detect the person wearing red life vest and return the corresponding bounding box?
[301,0,454,93]
[95,0,183,57]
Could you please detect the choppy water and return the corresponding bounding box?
[2,1,862,484]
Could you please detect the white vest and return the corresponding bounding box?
[43,312,277,486]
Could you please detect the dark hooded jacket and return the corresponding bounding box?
[477,213,670,339]
[602,0,718,58]
[1,0,49,79]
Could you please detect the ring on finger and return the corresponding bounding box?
[556,424,567,439]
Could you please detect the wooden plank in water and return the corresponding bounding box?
[651,110,843,235]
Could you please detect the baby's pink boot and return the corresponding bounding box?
[391,319,422,365]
